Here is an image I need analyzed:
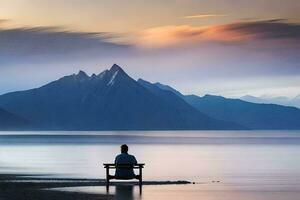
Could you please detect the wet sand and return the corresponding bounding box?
[0,174,111,200]
[0,174,190,200]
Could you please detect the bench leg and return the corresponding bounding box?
[106,183,109,194]
[139,167,143,195]
[139,179,142,195]
[106,167,110,193]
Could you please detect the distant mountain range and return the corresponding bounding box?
[241,95,300,108]
[140,81,300,130]
[0,64,299,130]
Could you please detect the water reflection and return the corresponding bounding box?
[106,185,141,200]
[115,185,135,200]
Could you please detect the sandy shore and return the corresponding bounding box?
[0,174,190,200]
[0,174,111,200]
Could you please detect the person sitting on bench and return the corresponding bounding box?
[114,144,139,179]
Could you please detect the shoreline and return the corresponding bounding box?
[0,174,191,200]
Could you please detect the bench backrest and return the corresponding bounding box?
[103,163,145,169]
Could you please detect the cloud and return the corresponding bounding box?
[2,19,299,58]
[183,14,228,19]
[136,25,205,47]
[220,19,300,40]
[0,25,130,64]
[136,19,300,48]
[0,19,10,25]
[0,25,134,94]
[0,20,299,98]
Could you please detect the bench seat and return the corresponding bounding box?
[103,163,145,186]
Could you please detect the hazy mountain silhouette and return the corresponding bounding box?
[0,64,243,130]
[241,95,300,108]
[153,83,300,130]
[137,79,243,129]
[0,107,27,129]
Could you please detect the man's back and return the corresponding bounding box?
[115,153,137,178]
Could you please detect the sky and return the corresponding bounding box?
[0,0,300,99]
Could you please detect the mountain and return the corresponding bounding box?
[152,83,300,130]
[153,82,183,97]
[184,95,300,130]
[0,64,242,130]
[241,95,269,104]
[137,79,243,129]
[0,107,27,129]
[292,95,300,108]
[241,95,300,108]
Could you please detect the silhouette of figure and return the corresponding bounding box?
[114,144,138,179]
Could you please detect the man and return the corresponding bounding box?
[114,144,138,179]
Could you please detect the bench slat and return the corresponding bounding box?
[103,163,145,168]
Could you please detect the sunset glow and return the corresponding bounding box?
[0,0,299,98]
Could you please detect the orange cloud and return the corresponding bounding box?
[202,24,252,42]
[184,14,228,19]
[136,20,300,48]
[137,24,249,48]
[137,25,205,47]
[0,19,10,26]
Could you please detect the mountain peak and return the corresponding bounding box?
[110,64,124,73]
[106,64,131,86]
[76,70,89,80]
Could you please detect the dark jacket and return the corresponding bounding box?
[114,153,137,178]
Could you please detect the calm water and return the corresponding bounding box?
[1,131,300,200]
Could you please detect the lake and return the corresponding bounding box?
[1,130,300,200]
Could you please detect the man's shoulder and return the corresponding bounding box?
[116,153,136,160]
[116,153,123,158]
[128,154,136,159]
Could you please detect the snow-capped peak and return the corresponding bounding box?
[107,70,119,86]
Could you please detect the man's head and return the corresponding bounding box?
[121,144,128,153]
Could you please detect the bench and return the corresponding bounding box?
[103,163,145,187]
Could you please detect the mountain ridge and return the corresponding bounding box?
[0,64,243,130]
[241,95,300,108]
[151,82,300,129]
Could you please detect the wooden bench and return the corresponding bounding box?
[103,163,145,187]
